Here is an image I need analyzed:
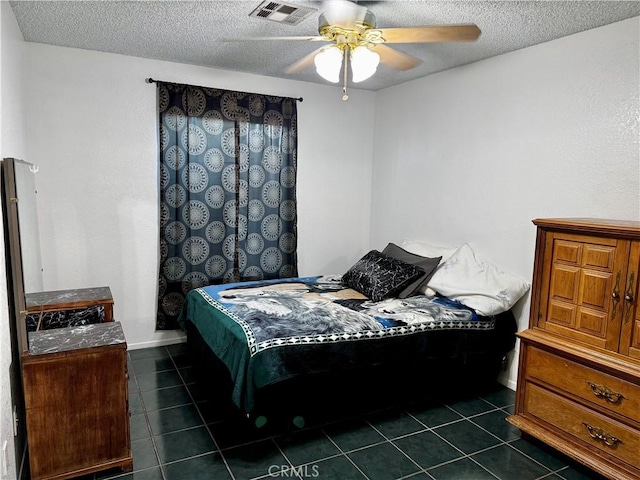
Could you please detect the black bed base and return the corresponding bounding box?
[186,321,511,431]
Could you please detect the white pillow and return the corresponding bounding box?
[428,244,530,316]
[401,239,458,262]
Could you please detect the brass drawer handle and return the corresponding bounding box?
[623,272,635,324]
[612,271,621,319]
[586,382,625,403]
[582,422,622,447]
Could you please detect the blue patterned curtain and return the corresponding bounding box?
[156,82,298,330]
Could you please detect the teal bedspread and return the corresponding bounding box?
[178,276,499,412]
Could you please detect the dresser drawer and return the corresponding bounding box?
[526,346,640,422]
[525,383,640,468]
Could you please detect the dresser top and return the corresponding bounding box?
[26,286,113,310]
[28,321,126,356]
[533,218,640,238]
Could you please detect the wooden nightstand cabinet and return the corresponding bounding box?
[22,322,133,480]
[508,219,640,480]
[25,286,114,332]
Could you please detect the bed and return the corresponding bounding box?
[178,242,526,423]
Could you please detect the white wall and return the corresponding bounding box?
[8,12,639,401]
[371,17,640,388]
[22,44,376,349]
[0,2,27,478]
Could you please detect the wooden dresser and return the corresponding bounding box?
[508,218,640,480]
[22,322,133,480]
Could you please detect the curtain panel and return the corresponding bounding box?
[156,82,298,330]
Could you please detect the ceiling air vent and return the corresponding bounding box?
[249,1,316,26]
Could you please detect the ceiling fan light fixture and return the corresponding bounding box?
[350,46,380,83]
[314,46,343,83]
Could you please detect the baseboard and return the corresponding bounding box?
[496,359,518,391]
[127,335,186,350]
[496,374,517,391]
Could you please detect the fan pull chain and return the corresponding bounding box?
[342,47,349,101]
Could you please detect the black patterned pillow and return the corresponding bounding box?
[342,250,425,302]
[382,243,442,298]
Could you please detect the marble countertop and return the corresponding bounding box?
[28,321,125,355]
[26,286,112,310]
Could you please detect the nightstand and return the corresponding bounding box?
[22,321,133,480]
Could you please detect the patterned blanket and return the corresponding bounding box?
[179,276,498,412]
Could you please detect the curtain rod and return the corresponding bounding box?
[146,77,303,102]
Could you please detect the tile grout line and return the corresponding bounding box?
[271,438,309,480]
[461,398,572,478]
[457,455,502,480]
[419,430,503,480]
[131,347,227,479]
[408,411,506,480]
[359,404,507,478]
[168,347,238,480]
[127,357,574,480]
[397,470,437,480]
[502,441,571,479]
[131,348,171,480]
[363,418,437,477]
[462,408,561,477]
[434,400,546,478]
[320,426,372,480]
[439,411,521,479]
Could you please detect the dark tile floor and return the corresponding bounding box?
[88,344,609,480]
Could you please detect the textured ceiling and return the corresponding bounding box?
[9,1,640,91]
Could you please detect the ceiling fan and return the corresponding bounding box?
[254,0,481,100]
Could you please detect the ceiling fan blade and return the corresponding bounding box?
[379,24,481,43]
[286,47,326,74]
[219,36,326,42]
[372,44,421,71]
[322,0,368,29]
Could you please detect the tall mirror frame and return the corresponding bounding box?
[1,157,40,356]
[1,157,36,480]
